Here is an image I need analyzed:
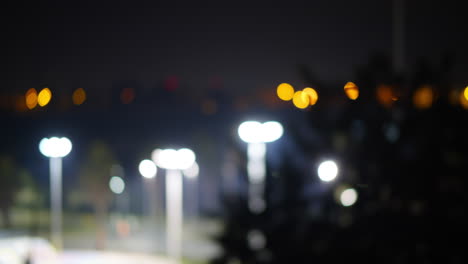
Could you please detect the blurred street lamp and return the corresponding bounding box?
[317,160,339,182]
[238,121,283,213]
[38,137,72,250]
[138,159,158,230]
[109,176,125,194]
[152,148,196,261]
[340,188,358,207]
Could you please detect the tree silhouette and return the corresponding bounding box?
[78,140,117,249]
[0,154,20,228]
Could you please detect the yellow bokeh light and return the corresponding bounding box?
[413,85,434,110]
[25,88,38,109]
[460,89,468,109]
[276,83,295,101]
[38,88,52,107]
[72,88,86,105]
[302,87,318,105]
[344,82,359,100]
[292,91,309,109]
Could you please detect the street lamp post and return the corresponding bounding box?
[238,121,283,213]
[152,148,196,262]
[38,137,72,250]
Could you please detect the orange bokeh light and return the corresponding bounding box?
[344,82,359,100]
[413,85,434,110]
[302,87,318,106]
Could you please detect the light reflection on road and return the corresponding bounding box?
[57,250,175,264]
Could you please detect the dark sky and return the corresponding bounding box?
[3,0,467,96]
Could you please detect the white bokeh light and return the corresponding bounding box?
[238,121,263,143]
[139,159,157,179]
[183,161,199,179]
[39,137,72,158]
[261,121,284,143]
[109,176,125,194]
[178,148,196,170]
[247,229,266,250]
[317,160,338,182]
[238,121,284,143]
[340,188,358,206]
[153,148,196,170]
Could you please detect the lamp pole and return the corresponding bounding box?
[152,148,196,262]
[39,137,72,250]
[238,121,283,213]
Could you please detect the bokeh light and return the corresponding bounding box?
[238,121,283,143]
[276,83,294,101]
[413,85,434,110]
[376,85,395,108]
[25,88,38,109]
[38,137,72,158]
[247,230,266,250]
[72,88,86,105]
[139,159,157,179]
[261,121,283,143]
[109,176,125,194]
[183,161,199,179]
[460,87,468,109]
[344,82,359,100]
[201,99,218,115]
[340,188,358,207]
[121,88,135,104]
[317,160,338,182]
[38,88,52,107]
[302,87,318,105]
[292,91,309,109]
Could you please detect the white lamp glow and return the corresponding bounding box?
[183,161,199,179]
[340,188,358,206]
[318,160,338,182]
[109,176,125,194]
[39,137,72,158]
[139,159,157,179]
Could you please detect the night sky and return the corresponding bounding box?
[3,0,467,96]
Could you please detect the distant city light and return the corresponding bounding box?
[247,230,266,250]
[139,159,157,179]
[384,123,400,143]
[317,160,338,182]
[120,88,135,104]
[72,88,86,105]
[292,91,309,109]
[25,88,38,109]
[276,83,295,101]
[302,87,318,106]
[413,85,434,110]
[344,82,359,100]
[183,161,199,179]
[38,88,52,107]
[39,137,72,158]
[109,176,125,194]
[461,87,468,109]
[340,188,358,206]
[376,84,395,108]
[201,99,218,115]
